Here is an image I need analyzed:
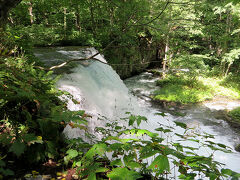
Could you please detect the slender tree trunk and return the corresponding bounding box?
[63,7,67,37]
[75,5,81,32]
[163,36,169,78]
[28,0,34,24]
[225,62,232,77]
[0,0,22,29]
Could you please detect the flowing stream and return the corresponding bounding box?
[34,47,240,173]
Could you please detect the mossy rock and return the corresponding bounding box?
[147,69,163,76]
[227,107,240,128]
[235,144,240,152]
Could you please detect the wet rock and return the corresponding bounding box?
[206,102,240,129]
[217,111,240,129]
[203,96,240,111]
[212,110,229,120]
[235,144,240,152]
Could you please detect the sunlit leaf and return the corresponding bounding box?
[148,155,170,173]
[107,167,142,180]
[110,159,123,167]
[66,149,78,158]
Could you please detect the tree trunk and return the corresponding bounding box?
[162,36,169,78]
[75,6,81,32]
[28,0,34,24]
[63,7,67,37]
[225,62,232,77]
[0,0,22,29]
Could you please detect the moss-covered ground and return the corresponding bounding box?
[153,75,240,104]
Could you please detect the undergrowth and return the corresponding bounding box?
[154,75,240,104]
[229,107,240,123]
[1,32,240,179]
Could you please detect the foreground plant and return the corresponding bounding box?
[0,56,87,178]
[63,113,240,180]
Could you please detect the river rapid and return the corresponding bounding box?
[34,47,240,174]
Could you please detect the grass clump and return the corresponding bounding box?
[154,75,240,104]
[229,107,240,123]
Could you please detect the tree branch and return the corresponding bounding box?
[35,0,165,71]
[131,0,170,27]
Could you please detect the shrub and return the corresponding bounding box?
[0,56,87,177]
[229,107,240,123]
[170,54,210,80]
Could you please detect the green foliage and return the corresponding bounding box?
[220,73,240,90]
[170,54,210,80]
[0,55,88,177]
[61,114,239,179]
[107,167,142,180]
[154,75,213,104]
[2,0,240,178]
[229,107,240,123]
[1,52,239,179]
[154,75,240,104]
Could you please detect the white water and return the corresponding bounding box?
[35,47,138,139]
[34,47,240,174]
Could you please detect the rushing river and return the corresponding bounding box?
[34,47,240,174]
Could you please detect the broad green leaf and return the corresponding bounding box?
[110,159,123,167]
[76,161,81,167]
[107,167,142,180]
[94,143,107,156]
[23,134,37,143]
[96,167,109,173]
[147,155,170,173]
[129,115,136,126]
[126,162,142,169]
[88,172,96,180]
[140,149,159,160]
[9,140,26,157]
[66,149,78,158]
[109,143,122,151]
[207,172,218,180]
[136,116,147,126]
[221,168,233,176]
[85,143,107,160]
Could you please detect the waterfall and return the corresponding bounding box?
[34,47,137,139]
[35,47,240,173]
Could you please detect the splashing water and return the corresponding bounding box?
[34,47,137,139]
[35,47,240,173]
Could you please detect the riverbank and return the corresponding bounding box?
[153,75,240,104]
[152,74,240,129]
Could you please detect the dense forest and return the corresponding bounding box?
[1,0,240,179]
